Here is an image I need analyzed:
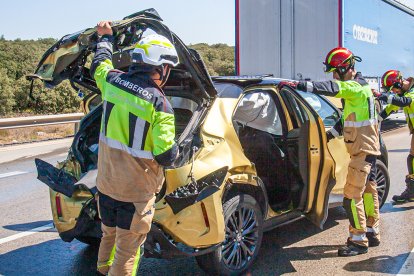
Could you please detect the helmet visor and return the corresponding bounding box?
[382,85,392,92]
[323,63,336,73]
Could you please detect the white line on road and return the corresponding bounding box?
[398,247,414,275]
[0,223,54,245]
[0,171,28,179]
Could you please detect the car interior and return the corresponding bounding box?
[233,90,305,212]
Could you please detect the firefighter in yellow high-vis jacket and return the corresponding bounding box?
[92,21,179,275]
[294,47,381,257]
[378,70,414,204]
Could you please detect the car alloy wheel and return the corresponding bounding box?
[195,194,263,275]
[222,206,259,270]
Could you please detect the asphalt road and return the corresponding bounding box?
[0,118,413,275]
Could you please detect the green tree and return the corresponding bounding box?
[0,38,235,117]
[18,79,81,114]
[0,68,15,116]
[190,43,235,76]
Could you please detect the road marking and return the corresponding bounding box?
[0,223,54,245]
[0,171,28,179]
[398,247,414,275]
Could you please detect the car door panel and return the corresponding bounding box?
[301,112,323,215]
[327,136,350,194]
[280,87,336,228]
[306,116,337,228]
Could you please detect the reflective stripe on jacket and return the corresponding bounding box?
[90,35,177,202]
[304,72,380,156]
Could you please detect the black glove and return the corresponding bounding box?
[326,130,335,142]
[296,81,308,92]
[377,93,391,103]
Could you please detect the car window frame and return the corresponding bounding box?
[234,87,289,138]
[279,88,310,129]
[296,91,342,129]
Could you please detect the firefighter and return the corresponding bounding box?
[282,47,381,256]
[378,70,414,203]
[91,21,178,275]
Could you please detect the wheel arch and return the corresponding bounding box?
[222,178,268,217]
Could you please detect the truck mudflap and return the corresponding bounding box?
[35,158,97,197]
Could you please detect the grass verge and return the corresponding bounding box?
[0,124,74,146]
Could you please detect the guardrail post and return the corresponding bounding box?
[74,122,80,134]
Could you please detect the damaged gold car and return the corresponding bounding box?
[28,9,390,275]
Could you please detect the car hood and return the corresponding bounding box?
[27,8,216,99]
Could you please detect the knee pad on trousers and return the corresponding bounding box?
[407,154,414,175]
[343,197,362,230]
[363,193,376,218]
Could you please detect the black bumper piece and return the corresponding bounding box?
[144,223,220,259]
[35,158,77,197]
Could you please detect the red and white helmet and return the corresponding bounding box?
[323,47,361,74]
[381,70,403,91]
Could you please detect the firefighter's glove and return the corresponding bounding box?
[377,93,393,104]
[326,125,341,142]
[297,81,313,92]
[326,130,335,142]
[278,81,298,90]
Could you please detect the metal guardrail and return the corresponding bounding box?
[0,113,84,130]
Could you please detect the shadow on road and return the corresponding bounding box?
[0,239,97,276]
[381,119,406,134]
[3,220,54,232]
[343,254,409,274]
[0,208,344,276]
[3,204,409,275]
[248,206,345,274]
[380,202,414,214]
[0,236,204,275]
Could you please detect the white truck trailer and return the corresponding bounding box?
[236,0,414,90]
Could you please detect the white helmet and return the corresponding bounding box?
[131,34,179,67]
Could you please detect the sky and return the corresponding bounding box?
[0,0,235,45]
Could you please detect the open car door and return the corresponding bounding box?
[279,86,339,228]
[294,90,349,228]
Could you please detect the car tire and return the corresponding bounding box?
[376,160,390,208]
[76,237,101,247]
[195,194,263,275]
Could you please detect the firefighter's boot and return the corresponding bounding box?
[366,232,380,247]
[338,238,368,257]
[392,175,414,203]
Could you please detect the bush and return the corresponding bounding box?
[0,38,234,117]
[0,68,15,116]
[190,43,235,76]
